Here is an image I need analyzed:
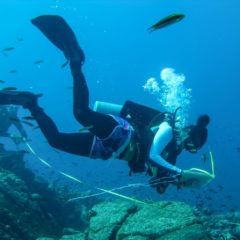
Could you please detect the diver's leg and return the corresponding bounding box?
[0,90,93,156]
[70,61,118,139]
[30,106,93,156]
[32,15,118,139]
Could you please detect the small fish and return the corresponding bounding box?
[0,152,16,158]
[33,126,40,130]
[34,60,44,65]
[201,153,208,163]
[36,93,43,98]
[148,13,185,32]
[208,188,217,194]
[22,120,35,127]
[0,80,5,83]
[205,196,213,201]
[22,116,35,121]
[2,87,17,91]
[18,150,30,154]
[9,117,20,122]
[71,162,79,167]
[9,70,18,73]
[66,86,73,90]
[2,47,15,52]
[61,60,69,68]
[79,125,93,132]
[17,37,24,42]
[227,195,232,200]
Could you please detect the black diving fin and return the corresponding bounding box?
[0,90,42,108]
[31,15,85,63]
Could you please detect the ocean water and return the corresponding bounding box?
[0,0,240,213]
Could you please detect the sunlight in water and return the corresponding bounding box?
[143,68,192,128]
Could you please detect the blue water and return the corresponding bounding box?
[1,0,240,212]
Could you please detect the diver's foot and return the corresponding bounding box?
[0,90,42,109]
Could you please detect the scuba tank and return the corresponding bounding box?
[93,101,123,116]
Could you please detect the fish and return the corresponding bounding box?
[2,87,17,91]
[220,204,227,208]
[227,195,232,200]
[205,196,213,201]
[9,117,20,122]
[66,86,73,90]
[17,37,24,42]
[9,70,18,73]
[201,153,208,163]
[34,60,44,65]
[22,120,35,127]
[208,188,217,194]
[0,152,17,158]
[36,93,43,98]
[18,150,30,154]
[71,162,79,167]
[9,117,35,127]
[61,60,69,68]
[0,80,5,83]
[22,116,35,121]
[2,47,15,52]
[148,13,185,32]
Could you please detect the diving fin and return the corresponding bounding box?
[0,90,41,109]
[31,15,85,63]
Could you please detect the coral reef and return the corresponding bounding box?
[1,149,240,240]
[0,149,92,240]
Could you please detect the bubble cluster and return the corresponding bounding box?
[143,68,192,128]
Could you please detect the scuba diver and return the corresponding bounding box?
[0,15,210,193]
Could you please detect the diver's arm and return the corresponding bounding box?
[149,122,182,174]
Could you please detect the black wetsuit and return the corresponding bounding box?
[29,62,162,161]
[29,62,182,171]
[30,61,119,157]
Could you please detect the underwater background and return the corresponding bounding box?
[0,1,240,238]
